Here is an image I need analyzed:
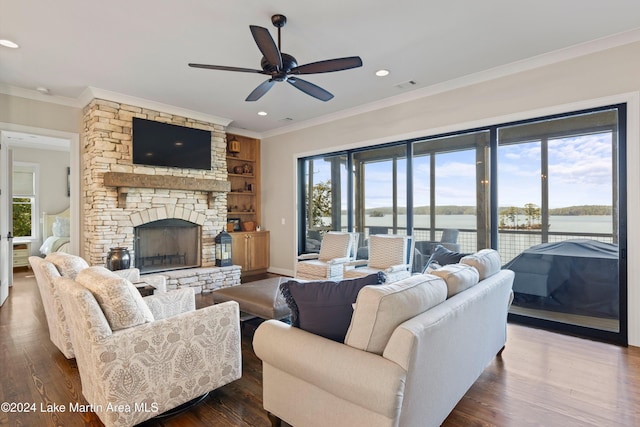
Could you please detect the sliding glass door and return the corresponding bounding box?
[297,104,626,343]
[498,107,625,341]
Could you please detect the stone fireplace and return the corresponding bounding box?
[134,218,201,273]
[81,98,241,291]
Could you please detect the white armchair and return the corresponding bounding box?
[56,266,241,427]
[295,232,358,281]
[29,253,167,359]
[344,235,415,283]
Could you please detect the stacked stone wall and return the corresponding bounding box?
[82,99,236,291]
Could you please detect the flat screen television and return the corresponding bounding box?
[132,117,212,170]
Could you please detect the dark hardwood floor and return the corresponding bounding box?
[1,269,639,426]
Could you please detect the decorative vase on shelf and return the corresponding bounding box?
[106,247,131,271]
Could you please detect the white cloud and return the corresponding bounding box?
[436,161,476,178]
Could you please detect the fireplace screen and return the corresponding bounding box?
[134,219,201,273]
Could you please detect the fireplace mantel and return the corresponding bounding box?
[103,172,231,209]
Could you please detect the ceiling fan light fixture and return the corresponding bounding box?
[375,69,390,77]
[0,39,19,48]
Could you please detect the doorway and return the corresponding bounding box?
[0,126,79,306]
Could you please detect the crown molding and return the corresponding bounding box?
[225,126,262,139]
[261,28,640,139]
[77,87,234,127]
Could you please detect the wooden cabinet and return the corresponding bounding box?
[230,231,270,277]
[13,242,31,269]
[226,134,261,228]
[226,133,269,277]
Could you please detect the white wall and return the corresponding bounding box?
[1,95,82,255]
[0,93,81,132]
[261,41,640,346]
[12,147,70,216]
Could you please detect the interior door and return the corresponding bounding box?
[0,142,13,306]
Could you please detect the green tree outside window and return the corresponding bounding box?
[309,180,332,227]
[13,197,33,237]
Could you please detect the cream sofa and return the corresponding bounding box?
[253,249,514,427]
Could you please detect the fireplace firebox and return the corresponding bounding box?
[134,219,201,273]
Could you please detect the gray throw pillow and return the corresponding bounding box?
[280,272,385,342]
[424,245,469,273]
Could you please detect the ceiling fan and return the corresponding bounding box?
[189,14,363,102]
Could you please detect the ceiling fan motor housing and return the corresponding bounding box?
[261,53,298,79]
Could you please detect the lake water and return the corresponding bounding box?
[356,214,613,234]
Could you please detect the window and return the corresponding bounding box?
[297,104,626,344]
[353,145,407,238]
[299,155,349,253]
[12,164,38,238]
[413,131,490,250]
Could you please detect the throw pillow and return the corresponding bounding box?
[461,249,502,280]
[280,272,384,342]
[429,263,480,297]
[52,216,70,237]
[45,252,89,279]
[423,245,469,272]
[344,274,448,355]
[75,266,154,331]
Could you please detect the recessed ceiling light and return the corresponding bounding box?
[257,111,268,116]
[375,69,390,77]
[0,39,19,49]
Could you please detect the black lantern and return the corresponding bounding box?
[215,228,233,267]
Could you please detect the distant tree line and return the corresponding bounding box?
[547,205,612,216]
[364,204,611,216]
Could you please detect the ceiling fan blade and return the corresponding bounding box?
[249,25,282,70]
[188,63,266,74]
[246,79,276,102]
[287,78,334,101]
[290,56,363,75]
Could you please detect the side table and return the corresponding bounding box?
[134,282,155,297]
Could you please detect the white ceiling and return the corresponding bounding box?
[1,130,70,151]
[2,0,640,136]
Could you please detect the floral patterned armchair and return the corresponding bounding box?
[29,253,167,359]
[56,266,241,427]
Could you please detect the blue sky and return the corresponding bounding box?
[309,132,614,210]
[499,133,613,208]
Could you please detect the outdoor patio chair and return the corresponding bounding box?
[295,232,359,281]
[344,234,415,283]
